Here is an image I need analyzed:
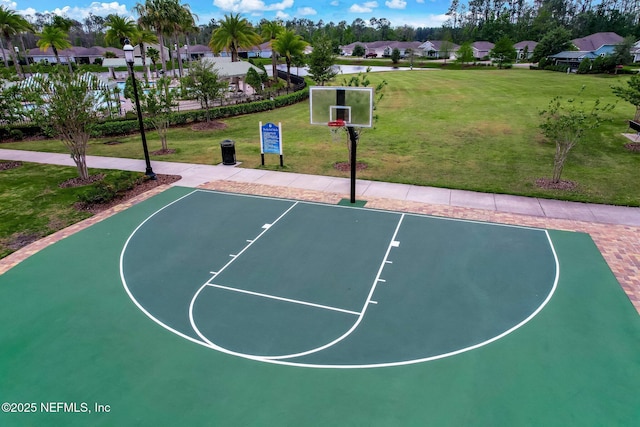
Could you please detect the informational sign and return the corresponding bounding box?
[260,122,282,155]
[260,122,283,166]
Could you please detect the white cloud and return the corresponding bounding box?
[0,0,17,10]
[393,13,448,28]
[275,10,289,19]
[385,0,406,8]
[297,7,317,15]
[349,1,378,13]
[330,0,339,5]
[416,0,425,3]
[213,0,294,13]
[16,2,129,20]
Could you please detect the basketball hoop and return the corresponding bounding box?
[328,119,346,143]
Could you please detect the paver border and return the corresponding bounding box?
[1,181,638,314]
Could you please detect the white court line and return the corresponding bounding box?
[123,189,559,369]
[208,284,360,316]
[206,202,298,284]
[192,189,548,232]
[190,201,301,354]
[262,213,406,361]
[120,190,213,348]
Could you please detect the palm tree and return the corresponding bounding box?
[272,30,308,88]
[134,0,181,76]
[104,14,138,47]
[130,28,158,82]
[146,47,160,77]
[260,20,283,83]
[0,6,34,78]
[179,9,199,69]
[209,13,261,62]
[37,25,72,72]
[171,4,197,79]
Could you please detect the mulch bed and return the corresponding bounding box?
[59,173,105,188]
[191,121,227,131]
[334,161,368,172]
[75,174,181,214]
[151,149,177,155]
[535,178,577,190]
[624,143,640,152]
[0,161,22,171]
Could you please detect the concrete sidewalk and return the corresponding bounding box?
[2,148,639,227]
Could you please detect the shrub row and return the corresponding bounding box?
[1,82,309,140]
[77,171,144,204]
[91,87,308,137]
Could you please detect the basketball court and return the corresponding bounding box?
[1,87,639,425]
[1,186,639,425]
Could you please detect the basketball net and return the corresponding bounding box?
[328,119,346,143]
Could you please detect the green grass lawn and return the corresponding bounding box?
[0,163,144,258]
[2,69,639,206]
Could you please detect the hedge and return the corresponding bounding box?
[3,82,309,139]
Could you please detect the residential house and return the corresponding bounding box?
[418,40,460,59]
[340,41,424,57]
[134,43,170,61]
[471,41,494,60]
[514,41,537,61]
[182,44,214,61]
[27,47,73,64]
[27,46,124,65]
[547,32,625,69]
[548,50,597,69]
[571,32,623,57]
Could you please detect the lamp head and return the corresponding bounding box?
[123,39,134,64]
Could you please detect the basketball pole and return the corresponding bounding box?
[347,126,358,204]
[336,88,358,204]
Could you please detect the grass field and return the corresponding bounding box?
[0,163,144,258]
[2,69,639,206]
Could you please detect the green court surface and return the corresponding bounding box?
[1,187,639,426]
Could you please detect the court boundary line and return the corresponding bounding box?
[188,200,310,359]
[192,189,548,233]
[120,190,561,368]
[120,189,212,348]
[264,213,406,361]
[206,283,361,316]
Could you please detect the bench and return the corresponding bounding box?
[629,120,640,140]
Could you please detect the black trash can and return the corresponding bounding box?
[220,139,236,165]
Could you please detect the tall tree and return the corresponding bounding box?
[490,36,516,68]
[0,6,34,78]
[134,0,180,75]
[209,13,261,62]
[181,60,226,121]
[130,29,158,82]
[307,34,337,86]
[23,71,112,180]
[272,30,308,88]
[539,90,613,183]
[136,77,177,152]
[612,74,640,121]
[36,25,72,72]
[260,20,284,83]
[104,14,138,47]
[531,26,572,63]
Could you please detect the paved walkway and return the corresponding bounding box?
[2,148,639,226]
[1,149,639,313]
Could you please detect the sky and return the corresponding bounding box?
[1,0,451,30]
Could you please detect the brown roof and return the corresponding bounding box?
[572,32,623,51]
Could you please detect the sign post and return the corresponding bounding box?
[260,122,283,167]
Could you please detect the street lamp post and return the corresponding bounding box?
[123,39,156,180]
[14,46,23,78]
